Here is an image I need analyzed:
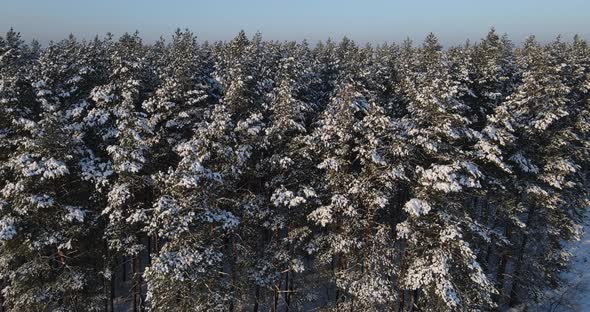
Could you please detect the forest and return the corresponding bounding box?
[0,28,589,312]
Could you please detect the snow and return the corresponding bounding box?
[290,258,305,273]
[30,194,55,208]
[403,198,432,216]
[79,155,113,186]
[64,206,85,222]
[317,157,340,171]
[510,151,539,174]
[271,186,308,208]
[0,217,17,241]
[14,154,69,179]
[107,183,131,209]
[308,205,333,227]
[43,158,69,179]
[533,214,590,312]
[202,210,240,229]
[302,186,317,198]
[84,108,110,126]
[418,164,463,193]
[90,85,117,104]
[278,156,294,169]
[403,254,461,307]
[236,112,264,136]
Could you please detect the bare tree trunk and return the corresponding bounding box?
[284,271,290,311]
[107,268,116,312]
[154,234,159,254]
[147,235,152,266]
[122,255,127,282]
[253,285,260,312]
[410,289,419,312]
[289,272,295,310]
[1,281,5,312]
[132,255,138,312]
[103,242,115,312]
[228,234,237,312]
[333,255,340,309]
[396,189,408,312]
[483,201,499,273]
[496,224,512,309]
[272,285,278,312]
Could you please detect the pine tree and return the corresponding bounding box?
[0,36,108,311]
[143,29,218,153]
[395,33,496,310]
[0,28,588,312]
[144,103,239,311]
[469,28,516,128]
[493,36,589,308]
[0,29,36,190]
[89,32,157,310]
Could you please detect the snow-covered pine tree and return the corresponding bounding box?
[460,31,519,295]
[305,82,369,310]
[0,35,108,311]
[217,31,272,310]
[469,28,516,129]
[568,36,590,168]
[90,32,156,311]
[143,29,218,155]
[336,91,402,311]
[495,36,590,308]
[312,39,341,109]
[144,103,239,311]
[0,28,589,312]
[360,42,403,116]
[0,29,37,192]
[245,44,319,311]
[144,31,266,311]
[0,29,36,312]
[304,76,408,310]
[394,33,496,311]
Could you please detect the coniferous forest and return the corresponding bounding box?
[0,28,589,312]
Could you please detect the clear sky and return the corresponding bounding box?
[1,0,589,45]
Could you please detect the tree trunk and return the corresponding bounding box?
[105,242,115,312]
[154,234,159,254]
[333,255,340,308]
[132,255,139,312]
[0,282,5,312]
[228,234,237,312]
[147,235,152,266]
[272,285,278,312]
[110,270,116,312]
[122,255,127,282]
[410,289,419,312]
[508,206,536,307]
[496,224,512,309]
[253,285,260,312]
[284,271,290,311]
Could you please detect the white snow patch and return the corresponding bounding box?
[534,213,590,312]
[403,198,432,217]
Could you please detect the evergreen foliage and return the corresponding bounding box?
[0,28,589,312]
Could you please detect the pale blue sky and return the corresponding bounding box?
[1,0,589,45]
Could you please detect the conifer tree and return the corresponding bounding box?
[0,36,108,311]
[0,28,589,312]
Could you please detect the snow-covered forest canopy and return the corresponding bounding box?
[0,27,589,312]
